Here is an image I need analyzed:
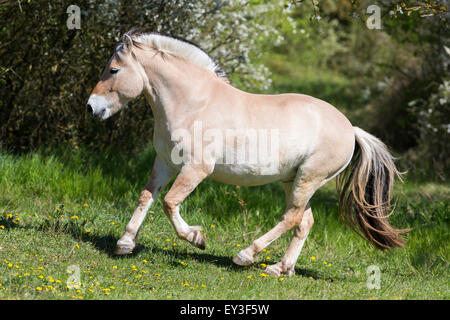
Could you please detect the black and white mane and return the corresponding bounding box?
[121,29,228,81]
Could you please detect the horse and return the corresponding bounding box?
[86,29,408,276]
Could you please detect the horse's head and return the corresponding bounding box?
[86,34,145,120]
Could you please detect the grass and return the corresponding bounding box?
[0,146,448,300]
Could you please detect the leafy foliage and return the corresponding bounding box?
[0,0,283,152]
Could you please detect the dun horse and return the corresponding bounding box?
[86,30,407,276]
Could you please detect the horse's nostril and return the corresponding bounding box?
[86,103,93,114]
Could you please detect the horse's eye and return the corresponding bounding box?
[110,68,119,74]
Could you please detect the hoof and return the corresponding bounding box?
[114,244,134,255]
[232,250,254,267]
[115,237,135,255]
[265,262,294,277]
[264,264,281,276]
[186,226,206,250]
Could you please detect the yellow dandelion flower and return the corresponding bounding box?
[201,284,206,288]
[75,244,80,249]
[260,273,269,277]
[236,243,241,247]
[247,275,252,279]
[163,247,168,251]
[83,203,88,207]
[0,225,4,229]
[180,261,185,265]
[165,238,171,242]
[310,256,316,261]
[36,287,42,291]
[210,224,215,228]
[323,261,327,265]
[143,259,148,263]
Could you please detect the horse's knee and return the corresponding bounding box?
[138,190,152,207]
[162,197,176,215]
[281,206,304,229]
[294,210,314,238]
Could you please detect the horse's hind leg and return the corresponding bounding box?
[265,205,314,276]
[233,173,322,267]
[115,156,174,255]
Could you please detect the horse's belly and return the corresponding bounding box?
[209,162,297,186]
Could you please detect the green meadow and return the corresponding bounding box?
[0,147,448,300]
[1,0,448,302]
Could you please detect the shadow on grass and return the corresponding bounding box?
[151,245,335,281]
[0,217,23,230]
[4,218,337,281]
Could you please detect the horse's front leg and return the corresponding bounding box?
[115,156,174,255]
[162,165,209,250]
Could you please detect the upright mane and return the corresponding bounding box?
[122,29,228,82]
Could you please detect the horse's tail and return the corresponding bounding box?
[336,127,409,249]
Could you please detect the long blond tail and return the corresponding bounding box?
[336,127,409,249]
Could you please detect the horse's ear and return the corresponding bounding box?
[122,34,133,53]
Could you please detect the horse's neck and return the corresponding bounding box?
[142,55,218,130]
